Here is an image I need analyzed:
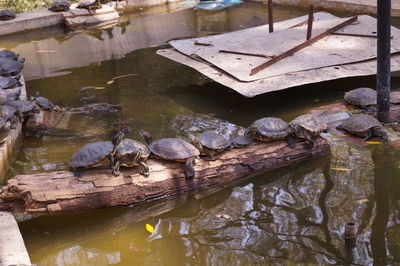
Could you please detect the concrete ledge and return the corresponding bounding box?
[0,211,31,266]
[251,0,400,17]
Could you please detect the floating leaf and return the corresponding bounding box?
[145,224,155,233]
[330,167,351,171]
[366,141,381,145]
[354,199,369,204]
[106,80,114,85]
[342,134,350,137]
[93,87,105,90]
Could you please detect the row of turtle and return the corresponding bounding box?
[0,49,61,143]
[68,113,329,178]
[0,0,119,21]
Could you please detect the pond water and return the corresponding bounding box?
[1,2,400,265]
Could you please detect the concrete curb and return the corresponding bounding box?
[250,0,400,17]
[0,211,31,266]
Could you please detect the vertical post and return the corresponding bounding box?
[377,0,391,122]
[306,5,314,40]
[268,0,273,33]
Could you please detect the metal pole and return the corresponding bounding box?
[377,0,391,122]
[268,0,273,33]
[306,5,314,40]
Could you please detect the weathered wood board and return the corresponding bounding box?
[169,15,400,82]
[63,4,120,29]
[0,138,330,215]
[0,77,27,182]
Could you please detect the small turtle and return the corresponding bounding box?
[0,9,16,21]
[4,100,37,117]
[140,130,200,178]
[336,114,388,141]
[68,132,124,176]
[344,88,377,112]
[113,138,150,176]
[49,0,71,11]
[245,117,295,148]
[289,114,328,148]
[0,105,19,127]
[231,135,253,148]
[31,92,61,111]
[188,131,231,159]
[0,119,11,144]
[0,75,21,90]
[0,58,24,77]
[77,0,101,12]
[0,50,19,60]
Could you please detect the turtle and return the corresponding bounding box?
[0,118,11,144]
[77,0,101,12]
[336,113,388,141]
[0,58,24,77]
[31,91,61,111]
[4,100,37,118]
[0,88,21,104]
[344,88,377,112]
[188,131,231,159]
[0,75,22,90]
[0,50,19,61]
[0,105,19,128]
[68,131,124,176]
[49,0,71,12]
[231,135,253,148]
[245,117,296,149]
[289,114,328,148]
[140,130,200,178]
[113,138,150,176]
[0,9,16,21]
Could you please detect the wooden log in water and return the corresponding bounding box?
[0,137,330,216]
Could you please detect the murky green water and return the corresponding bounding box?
[1,2,400,265]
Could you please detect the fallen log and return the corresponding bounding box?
[0,137,330,215]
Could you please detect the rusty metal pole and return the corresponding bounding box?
[306,5,314,40]
[268,0,273,33]
[377,0,391,122]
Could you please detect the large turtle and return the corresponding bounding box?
[0,118,11,144]
[0,50,19,60]
[245,117,295,148]
[68,132,124,176]
[77,0,101,12]
[344,88,377,111]
[49,0,71,11]
[188,131,231,159]
[0,75,21,90]
[113,138,150,176]
[140,130,200,178]
[0,58,24,77]
[0,9,16,21]
[289,114,327,148]
[336,114,388,141]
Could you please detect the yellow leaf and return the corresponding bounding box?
[341,108,350,112]
[342,134,350,136]
[146,224,155,233]
[330,167,351,171]
[106,80,114,85]
[93,87,105,90]
[366,141,381,145]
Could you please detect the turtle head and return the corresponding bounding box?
[373,127,388,141]
[35,91,40,97]
[244,127,255,138]
[187,133,202,151]
[139,130,153,145]
[112,131,124,147]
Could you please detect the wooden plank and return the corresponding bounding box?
[0,138,330,215]
[250,16,358,75]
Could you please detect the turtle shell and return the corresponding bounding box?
[0,105,18,122]
[49,0,71,11]
[196,131,231,150]
[340,114,382,136]
[4,100,36,114]
[34,96,56,110]
[68,141,114,168]
[0,50,18,60]
[248,117,289,140]
[149,138,199,161]
[0,58,24,76]
[0,76,19,89]
[344,88,376,107]
[0,9,16,21]
[117,139,150,161]
[290,114,327,138]
[78,0,100,8]
[232,135,253,147]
